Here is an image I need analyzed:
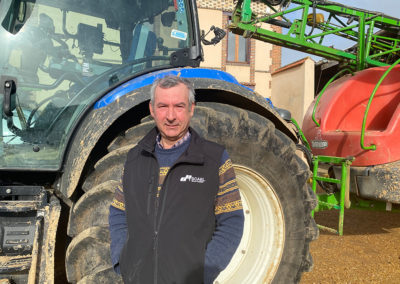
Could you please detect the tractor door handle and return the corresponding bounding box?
[1,76,17,117]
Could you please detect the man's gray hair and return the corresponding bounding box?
[150,75,195,106]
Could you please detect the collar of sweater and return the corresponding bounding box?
[138,127,205,165]
[156,131,191,150]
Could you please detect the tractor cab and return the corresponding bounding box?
[0,0,200,169]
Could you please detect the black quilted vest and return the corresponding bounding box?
[120,127,224,284]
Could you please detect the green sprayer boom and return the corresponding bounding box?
[230,0,400,71]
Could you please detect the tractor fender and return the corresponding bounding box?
[59,69,296,199]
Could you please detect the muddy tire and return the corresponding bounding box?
[65,102,318,283]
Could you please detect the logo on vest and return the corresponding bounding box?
[180,175,206,183]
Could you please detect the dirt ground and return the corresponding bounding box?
[300,209,400,283]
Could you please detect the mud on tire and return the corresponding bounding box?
[65,102,318,283]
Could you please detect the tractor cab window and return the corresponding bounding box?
[0,0,193,169]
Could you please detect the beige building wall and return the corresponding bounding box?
[198,9,222,69]
[271,57,315,126]
[197,1,280,98]
[254,23,273,97]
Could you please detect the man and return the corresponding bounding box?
[109,75,244,284]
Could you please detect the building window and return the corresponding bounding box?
[227,20,250,63]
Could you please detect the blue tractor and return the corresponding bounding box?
[0,0,317,282]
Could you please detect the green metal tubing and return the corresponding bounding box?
[231,0,400,72]
[311,155,354,236]
[316,155,354,164]
[364,57,395,67]
[316,193,341,211]
[360,57,400,150]
[318,13,333,44]
[369,36,400,53]
[368,47,400,59]
[317,200,341,210]
[314,156,353,235]
[312,68,353,127]
[291,0,400,27]
[314,176,340,183]
[241,0,252,23]
[233,22,357,62]
[357,14,366,70]
[314,176,340,184]
[291,118,311,151]
[337,160,350,235]
[256,5,304,24]
[299,4,309,38]
[332,14,347,28]
[311,157,319,218]
[305,22,359,41]
[365,20,375,59]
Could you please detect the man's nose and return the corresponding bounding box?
[166,107,176,120]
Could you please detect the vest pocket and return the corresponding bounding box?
[120,245,143,283]
[127,259,143,282]
[119,235,129,277]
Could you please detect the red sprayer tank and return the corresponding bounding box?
[302,65,400,167]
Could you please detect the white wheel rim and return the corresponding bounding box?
[215,165,285,284]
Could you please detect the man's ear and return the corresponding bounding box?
[149,102,155,118]
[189,102,195,117]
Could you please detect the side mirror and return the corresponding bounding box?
[17,1,27,23]
[200,26,226,46]
[2,0,28,34]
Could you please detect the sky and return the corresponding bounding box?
[281,0,400,66]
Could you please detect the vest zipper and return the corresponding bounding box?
[153,230,159,284]
[152,158,184,283]
[152,156,160,284]
[153,186,160,284]
[153,166,173,284]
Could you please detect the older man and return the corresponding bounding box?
[109,75,244,284]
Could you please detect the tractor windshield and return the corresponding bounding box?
[0,0,194,169]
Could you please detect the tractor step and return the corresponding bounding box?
[0,256,32,274]
[0,186,61,284]
[311,156,400,235]
[311,155,354,236]
[2,220,36,255]
[0,186,46,212]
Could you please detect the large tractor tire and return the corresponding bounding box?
[65,102,318,283]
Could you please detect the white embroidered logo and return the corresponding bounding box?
[180,175,206,183]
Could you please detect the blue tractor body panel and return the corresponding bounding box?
[94,68,253,109]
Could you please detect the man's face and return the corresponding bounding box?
[149,83,195,148]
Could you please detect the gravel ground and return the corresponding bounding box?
[300,208,400,283]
